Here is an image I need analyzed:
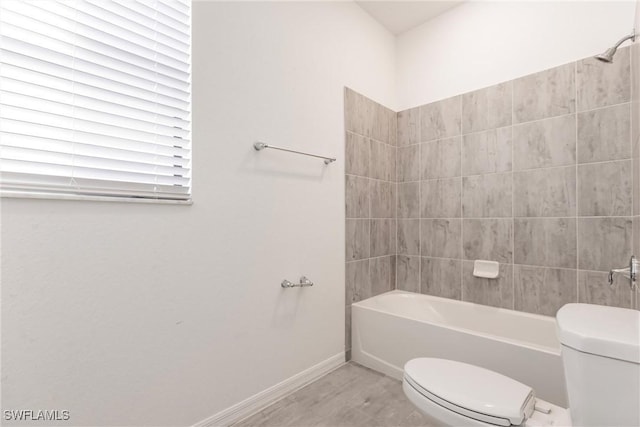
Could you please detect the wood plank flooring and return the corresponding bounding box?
[233,362,433,427]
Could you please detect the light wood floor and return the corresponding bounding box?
[233,362,433,427]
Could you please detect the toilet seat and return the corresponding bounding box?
[404,358,536,426]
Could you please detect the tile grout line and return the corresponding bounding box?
[460,96,464,302]
[511,79,516,310]
[418,109,422,294]
[575,60,580,304]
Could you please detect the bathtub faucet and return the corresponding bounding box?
[608,255,638,290]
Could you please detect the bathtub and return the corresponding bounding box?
[351,290,568,407]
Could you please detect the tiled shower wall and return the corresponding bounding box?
[396,47,639,314]
[344,89,397,357]
[345,47,640,356]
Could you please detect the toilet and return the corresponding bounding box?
[403,303,640,426]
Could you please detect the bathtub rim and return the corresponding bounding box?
[352,290,561,356]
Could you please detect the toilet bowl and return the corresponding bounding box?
[403,303,640,427]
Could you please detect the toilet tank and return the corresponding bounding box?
[556,304,640,427]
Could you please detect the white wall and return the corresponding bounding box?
[396,1,636,110]
[0,2,395,426]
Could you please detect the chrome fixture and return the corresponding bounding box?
[254,142,336,164]
[281,276,314,288]
[596,29,636,63]
[608,255,638,289]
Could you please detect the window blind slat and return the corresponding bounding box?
[2,173,190,199]
[0,18,189,91]
[1,90,190,139]
[1,61,190,120]
[1,104,189,148]
[1,158,190,186]
[86,0,190,50]
[1,146,189,178]
[1,76,190,129]
[1,36,189,101]
[2,133,191,168]
[1,123,190,159]
[13,0,190,72]
[1,45,190,111]
[0,0,192,201]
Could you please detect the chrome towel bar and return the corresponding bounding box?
[281,276,314,288]
[254,142,336,164]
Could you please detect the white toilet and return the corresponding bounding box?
[403,303,640,426]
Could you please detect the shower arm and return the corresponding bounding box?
[611,31,637,50]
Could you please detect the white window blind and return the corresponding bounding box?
[0,0,192,201]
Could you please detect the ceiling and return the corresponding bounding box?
[356,1,465,35]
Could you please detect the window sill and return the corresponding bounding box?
[1,191,193,205]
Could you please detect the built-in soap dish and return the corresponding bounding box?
[473,260,499,279]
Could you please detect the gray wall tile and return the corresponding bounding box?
[388,107,398,146]
[372,103,391,144]
[345,175,369,218]
[346,260,370,304]
[420,96,461,142]
[371,256,395,295]
[421,219,462,259]
[371,219,395,257]
[578,270,633,308]
[398,108,419,146]
[462,82,512,134]
[345,132,370,177]
[370,140,396,181]
[513,114,576,170]
[346,219,370,261]
[462,127,512,176]
[462,261,513,309]
[514,218,577,268]
[578,217,633,271]
[371,181,395,218]
[397,255,420,292]
[397,145,420,182]
[345,88,373,137]
[420,137,462,179]
[421,257,461,299]
[513,62,576,123]
[397,182,419,218]
[577,160,632,216]
[462,173,512,218]
[577,103,631,164]
[577,47,630,112]
[420,178,461,218]
[634,217,640,257]
[463,219,513,263]
[514,266,577,316]
[634,158,640,215]
[513,166,576,217]
[398,219,420,255]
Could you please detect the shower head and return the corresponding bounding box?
[596,30,636,63]
[595,47,617,63]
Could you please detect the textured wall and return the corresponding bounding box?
[344,88,397,358]
[395,48,639,314]
[0,3,398,425]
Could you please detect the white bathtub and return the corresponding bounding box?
[351,290,568,407]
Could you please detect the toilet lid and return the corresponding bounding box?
[404,358,535,426]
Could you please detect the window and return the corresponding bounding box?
[0,0,191,202]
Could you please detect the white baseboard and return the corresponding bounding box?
[192,352,345,427]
